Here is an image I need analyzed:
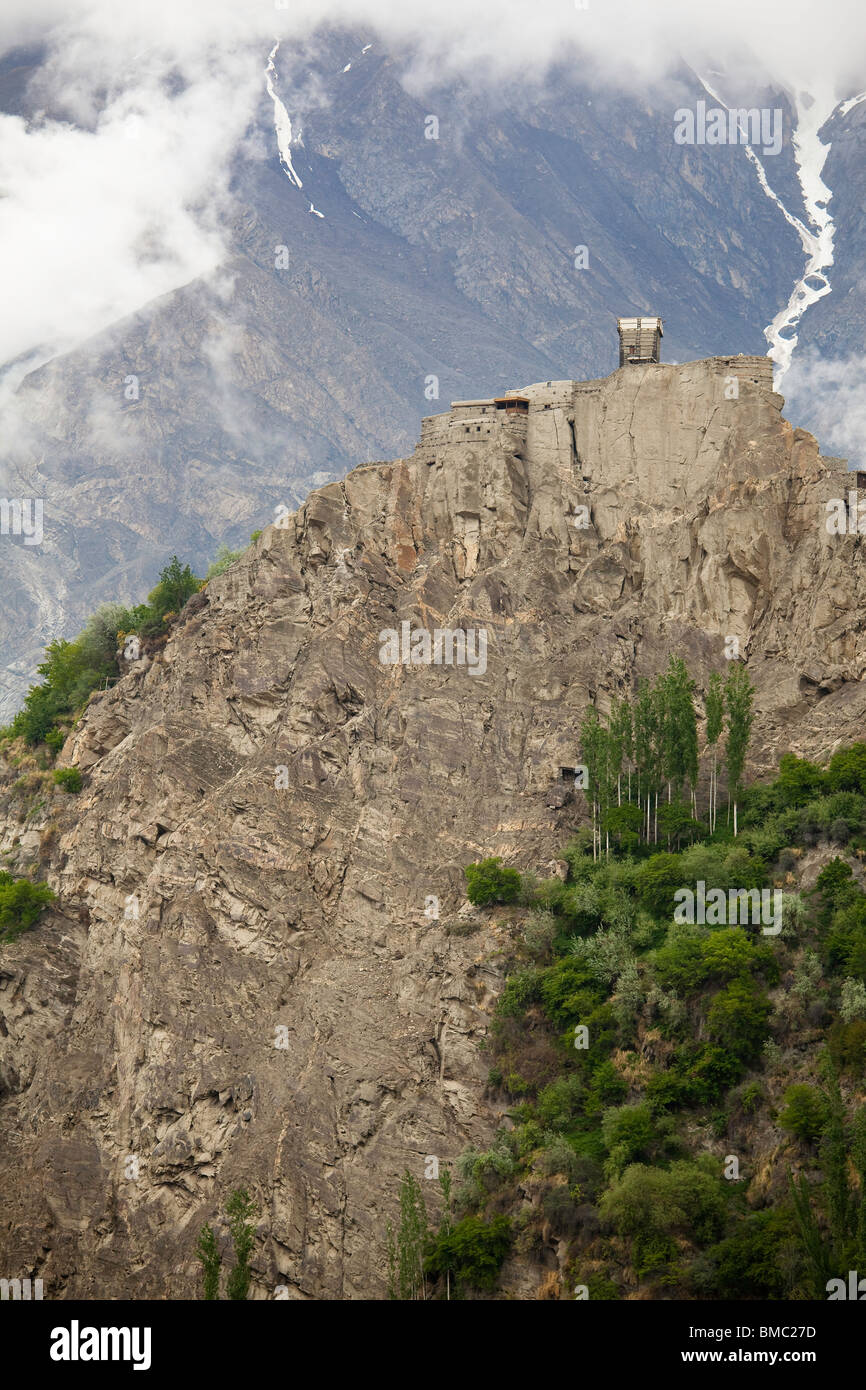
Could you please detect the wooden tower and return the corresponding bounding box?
[617,316,663,366]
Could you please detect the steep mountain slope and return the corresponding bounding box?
[0,356,863,1298]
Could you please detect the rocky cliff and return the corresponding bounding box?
[0,356,864,1299]
[6,26,866,720]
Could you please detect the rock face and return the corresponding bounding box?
[0,355,864,1299]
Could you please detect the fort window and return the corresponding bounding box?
[493,397,529,416]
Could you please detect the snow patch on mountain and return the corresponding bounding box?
[701,78,835,385]
[837,92,866,116]
[265,41,303,190]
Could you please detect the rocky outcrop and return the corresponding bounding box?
[0,356,864,1299]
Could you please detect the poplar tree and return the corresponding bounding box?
[705,672,724,833]
[580,706,606,860]
[609,696,633,806]
[724,663,755,836]
[195,1224,221,1301]
[660,657,698,806]
[225,1188,256,1301]
[633,679,659,843]
[386,1169,428,1300]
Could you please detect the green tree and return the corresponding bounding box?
[580,705,608,859]
[148,555,202,621]
[195,1188,256,1300]
[634,678,663,843]
[609,695,633,805]
[777,753,824,808]
[387,1169,428,1300]
[225,1188,256,1301]
[827,743,866,794]
[660,657,699,809]
[636,853,683,918]
[424,1214,511,1293]
[195,1224,221,1301]
[778,1084,827,1143]
[464,857,521,906]
[0,873,55,943]
[851,1107,866,1268]
[705,672,724,833]
[724,664,755,836]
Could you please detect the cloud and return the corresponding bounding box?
[783,351,866,467]
[0,0,863,375]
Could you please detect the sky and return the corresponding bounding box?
[0,0,864,372]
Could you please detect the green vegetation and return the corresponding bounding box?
[449,730,866,1299]
[386,1170,429,1300]
[2,535,262,756]
[52,767,82,793]
[465,856,521,906]
[196,1188,257,1300]
[1,556,203,751]
[386,1165,511,1299]
[0,872,55,943]
[576,657,757,858]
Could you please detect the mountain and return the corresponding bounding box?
[1,31,863,718]
[0,355,863,1298]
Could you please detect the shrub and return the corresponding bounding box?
[583,1055,628,1113]
[706,978,772,1059]
[537,957,602,1028]
[776,753,825,807]
[707,1208,794,1298]
[560,880,604,934]
[524,909,557,961]
[457,1134,517,1200]
[424,1214,511,1292]
[827,1018,866,1072]
[599,1159,726,1252]
[601,1102,656,1168]
[826,743,866,795]
[0,873,56,942]
[536,1134,581,1181]
[464,857,521,906]
[53,767,82,793]
[205,544,243,580]
[636,854,683,918]
[536,1074,585,1131]
[778,1084,827,1142]
[840,978,866,1023]
[738,1081,764,1116]
[45,727,66,754]
[495,966,543,1019]
[652,925,709,994]
[812,859,859,924]
[569,920,634,986]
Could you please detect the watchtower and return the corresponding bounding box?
[617,315,663,366]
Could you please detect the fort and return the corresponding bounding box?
[414,352,778,469]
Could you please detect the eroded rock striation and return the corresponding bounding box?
[0,356,864,1298]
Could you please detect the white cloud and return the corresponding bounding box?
[783,351,866,468]
[0,0,863,373]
